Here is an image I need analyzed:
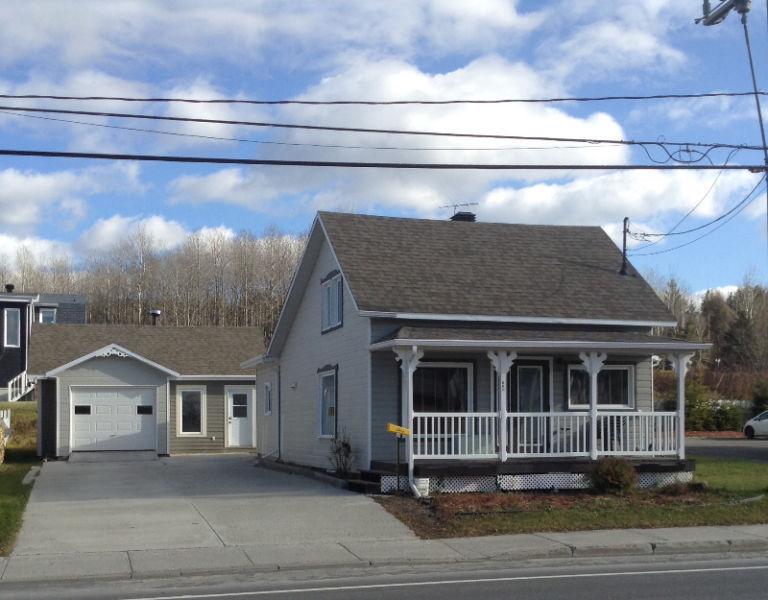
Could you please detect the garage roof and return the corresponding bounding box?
[29,324,264,377]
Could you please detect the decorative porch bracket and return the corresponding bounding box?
[579,351,607,460]
[394,345,424,496]
[671,352,694,460]
[487,350,517,462]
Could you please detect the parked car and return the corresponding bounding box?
[744,411,768,439]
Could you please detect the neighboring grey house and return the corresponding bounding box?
[243,211,708,496]
[0,286,87,402]
[29,324,262,458]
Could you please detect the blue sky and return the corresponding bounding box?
[0,0,766,295]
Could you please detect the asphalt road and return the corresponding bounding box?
[5,554,768,600]
[687,437,768,462]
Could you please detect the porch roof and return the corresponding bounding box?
[369,325,710,353]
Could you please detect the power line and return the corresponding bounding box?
[0,109,619,153]
[630,175,766,257]
[0,104,763,152]
[630,149,741,251]
[0,148,765,169]
[633,172,763,237]
[0,91,763,105]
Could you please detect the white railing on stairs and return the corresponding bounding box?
[7,371,34,403]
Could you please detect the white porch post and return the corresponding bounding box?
[394,345,423,496]
[487,350,516,462]
[671,352,694,460]
[579,351,606,460]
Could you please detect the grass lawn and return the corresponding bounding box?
[376,456,768,539]
[0,400,39,556]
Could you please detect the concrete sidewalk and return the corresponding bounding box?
[2,524,767,583]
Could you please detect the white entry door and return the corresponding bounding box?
[71,386,156,451]
[226,387,253,447]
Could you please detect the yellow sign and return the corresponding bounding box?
[387,423,411,436]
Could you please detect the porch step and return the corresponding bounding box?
[346,479,381,494]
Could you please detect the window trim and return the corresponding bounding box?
[414,361,475,412]
[567,364,635,410]
[318,368,338,438]
[176,385,207,437]
[38,307,57,324]
[3,307,20,348]
[263,382,272,416]
[320,273,343,333]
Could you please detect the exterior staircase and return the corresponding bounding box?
[7,371,34,403]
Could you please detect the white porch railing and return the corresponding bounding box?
[412,412,498,459]
[7,371,34,403]
[507,412,591,457]
[411,411,680,460]
[596,412,678,456]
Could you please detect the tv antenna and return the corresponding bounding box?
[439,202,479,215]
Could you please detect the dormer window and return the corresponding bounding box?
[321,272,343,332]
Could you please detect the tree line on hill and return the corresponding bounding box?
[649,272,768,426]
[0,226,305,345]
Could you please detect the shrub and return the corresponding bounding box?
[590,457,637,494]
[328,428,353,476]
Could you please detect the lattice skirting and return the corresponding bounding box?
[380,471,693,495]
[637,471,693,488]
[498,473,590,491]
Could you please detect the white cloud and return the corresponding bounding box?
[0,163,142,234]
[479,169,759,243]
[168,56,628,213]
[692,284,739,305]
[76,214,237,254]
[0,1,542,70]
[0,234,73,265]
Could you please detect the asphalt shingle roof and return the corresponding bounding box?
[319,212,674,323]
[28,324,263,376]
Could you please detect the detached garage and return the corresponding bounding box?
[28,324,263,458]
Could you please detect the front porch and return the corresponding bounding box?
[370,325,709,495]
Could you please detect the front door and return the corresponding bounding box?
[509,361,549,452]
[226,388,253,447]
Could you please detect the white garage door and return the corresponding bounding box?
[71,387,156,452]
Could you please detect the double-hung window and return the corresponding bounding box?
[264,383,272,415]
[568,364,634,409]
[321,273,343,332]
[319,369,337,437]
[177,386,206,436]
[3,308,20,348]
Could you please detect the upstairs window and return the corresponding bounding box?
[38,308,57,324]
[321,273,343,332]
[4,308,20,348]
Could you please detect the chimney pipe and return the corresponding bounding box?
[149,309,162,326]
[4,283,14,293]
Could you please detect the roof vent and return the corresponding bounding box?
[450,211,476,222]
[4,283,14,293]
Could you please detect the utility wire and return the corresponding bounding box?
[630,175,766,257]
[0,104,763,152]
[632,171,763,238]
[0,109,619,153]
[0,91,763,105]
[0,148,764,169]
[630,149,741,251]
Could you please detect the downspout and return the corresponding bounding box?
[277,364,282,460]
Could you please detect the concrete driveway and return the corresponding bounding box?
[687,438,768,463]
[13,454,414,556]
